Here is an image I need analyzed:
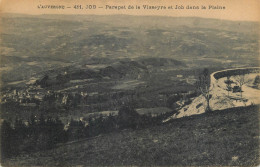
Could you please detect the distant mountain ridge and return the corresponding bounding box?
[34,58,185,88]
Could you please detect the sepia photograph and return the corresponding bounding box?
[0,0,259,166]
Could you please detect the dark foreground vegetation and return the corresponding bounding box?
[1,105,259,166]
[0,105,175,160]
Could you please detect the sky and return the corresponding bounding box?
[0,0,259,22]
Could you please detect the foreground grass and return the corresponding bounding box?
[3,105,259,166]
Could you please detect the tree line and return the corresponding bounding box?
[1,105,175,160]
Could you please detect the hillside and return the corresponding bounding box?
[3,105,259,166]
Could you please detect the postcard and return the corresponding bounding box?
[0,0,259,166]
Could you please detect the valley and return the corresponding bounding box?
[0,14,259,166]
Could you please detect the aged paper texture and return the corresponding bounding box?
[0,0,259,166]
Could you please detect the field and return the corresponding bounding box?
[3,105,259,166]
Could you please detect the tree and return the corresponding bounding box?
[103,113,117,132]
[1,120,14,159]
[14,118,27,142]
[234,74,246,98]
[224,76,233,97]
[253,75,260,88]
[197,68,212,112]
[117,105,140,129]
[29,114,36,126]
[56,73,69,85]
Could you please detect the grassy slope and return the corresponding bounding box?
[4,105,259,166]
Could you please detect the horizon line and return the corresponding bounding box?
[1,12,259,23]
